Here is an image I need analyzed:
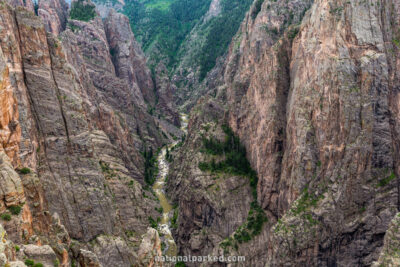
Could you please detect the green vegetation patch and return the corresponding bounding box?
[124,0,211,68]
[24,259,43,267]
[198,125,257,195]
[8,205,22,215]
[70,0,96,22]
[143,147,159,185]
[171,206,178,229]
[18,167,31,174]
[199,124,267,248]
[0,213,11,221]
[148,216,161,228]
[377,171,396,187]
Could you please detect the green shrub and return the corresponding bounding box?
[8,205,22,215]
[70,0,96,22]
[67,23,81,32]
[1,213,11,221]
[171,208,178,229]
[232,201,267,243]
[155,207,163,214]
[175,262,186,267]
[33,263,43,267]
[19,167,31,174]
[15,245,20,252]
[288,26,299,40]
[148,216,158,228]
[377,172,396,187]
[24,259,34,266]
[99,161,110,173]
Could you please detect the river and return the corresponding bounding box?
[152,113,188,256]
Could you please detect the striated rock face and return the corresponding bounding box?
[0,0,178,266]
[38,0,69,36]
[104,9,155,106]
[63,6,166,182]
[170,0,400,266]
[0,2,39,170]
[0,47,21,166]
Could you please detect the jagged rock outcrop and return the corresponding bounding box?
[38,0,69,35]
[137,227,162,267]
[204,0,221,21]
[0,152,25,212]
[19,244,58,266]
[155,63,181,127]
[5,0,34,11]
[104,9,155,106]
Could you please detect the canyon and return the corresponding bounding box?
[0,0,399,266]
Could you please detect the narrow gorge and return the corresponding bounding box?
[0,0,400,266]
[153,113,187,258]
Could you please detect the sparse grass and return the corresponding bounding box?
[290,186,324,216]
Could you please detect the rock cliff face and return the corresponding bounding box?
[38,0,69,35]
[167,98,254,258]
[168,0,400,266]
[104,9,155,106]
[0,0,178,265]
